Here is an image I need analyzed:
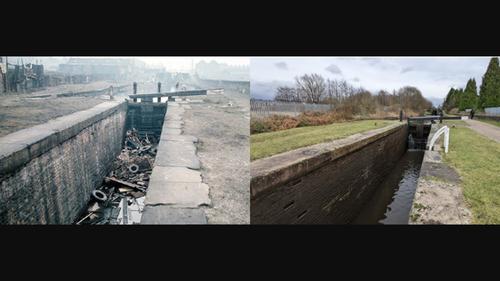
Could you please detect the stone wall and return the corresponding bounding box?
[0,101,127,224]
[251,123,408,224]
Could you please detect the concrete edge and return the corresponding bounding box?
[250,123,406,199]
[408,123,472,224]
[0,101,127,179]
[140,102,210,224]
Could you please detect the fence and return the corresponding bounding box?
[484,107,500,116]
[251,100,331,118]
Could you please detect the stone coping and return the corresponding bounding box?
[0,101,127,179]
[141,102,210,224]
[408,123,472,224]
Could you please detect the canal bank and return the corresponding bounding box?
[251,122,410,224]
[409,122,474,224]
[0,101,128,224]
[251,117,467,224]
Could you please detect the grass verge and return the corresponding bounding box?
[251,120,396,160]
[443,120,469,127]
[442,125,500,224]
[477,119,500,128]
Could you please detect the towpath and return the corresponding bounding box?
[0,81,124,137]
[182,86,250,224]
[465,119,500,143]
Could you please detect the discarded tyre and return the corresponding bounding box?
[128,164,139,173]
[92,190,107,202]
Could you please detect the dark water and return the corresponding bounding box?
[353,150,424,224]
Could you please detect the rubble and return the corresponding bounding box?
[75,128,157,225]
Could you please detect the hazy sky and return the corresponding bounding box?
[6,56,249,72]
[138,57,249,72]
[250,57,494,100]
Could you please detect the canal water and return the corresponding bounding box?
[352,149,424,224]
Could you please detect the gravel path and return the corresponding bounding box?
[465,119,500,143]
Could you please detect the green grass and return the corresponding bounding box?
[478,119,500,128]
[443,125,500,224]
[443,120,469,127]
[251,120,396,160]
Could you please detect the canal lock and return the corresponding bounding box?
[75,98,167,225]
[353,119,432,224]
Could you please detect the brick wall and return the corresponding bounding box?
[126,102,167,138]
[251,124,408,224]
[0,102,127,224]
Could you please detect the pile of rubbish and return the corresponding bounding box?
[75,129,158,225]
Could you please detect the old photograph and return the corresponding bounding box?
[0,56,250,224]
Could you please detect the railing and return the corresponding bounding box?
[128,82,207,103]
[428,126,450,153]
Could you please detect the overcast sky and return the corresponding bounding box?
[6,56,249,73]
[138,57,249,72]
[250,57,494,102]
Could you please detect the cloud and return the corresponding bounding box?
[352,77,360,82]
[401,67,414,73]
[361,58,382,65]
[275,62,288,70]
[325,64,342,75]
[250,80,294,100]
[251,57,492,100]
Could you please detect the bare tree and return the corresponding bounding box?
[376,90,391,106]
[275,86,297,102]
[271,76,432,116]
[397,86,432,114]
[295,73,326,103]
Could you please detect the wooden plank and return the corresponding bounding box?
[104,177,146,192]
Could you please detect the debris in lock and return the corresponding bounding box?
[74,128,158,225]
[92,190,108,202]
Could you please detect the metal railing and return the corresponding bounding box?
[128,82,207,103]
[428,126,450,153]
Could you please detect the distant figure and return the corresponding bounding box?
[399,109,403,122]
[439,109,443,123]
[109,86,114,100]
[470,109,475,120]
[175,82,179,90]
